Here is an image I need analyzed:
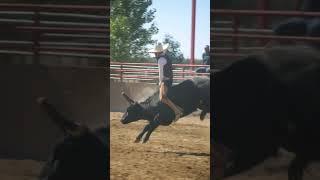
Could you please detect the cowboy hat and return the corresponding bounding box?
[148,43,169,53]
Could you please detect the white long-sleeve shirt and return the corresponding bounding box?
[158,56,167,85]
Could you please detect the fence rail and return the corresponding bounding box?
[211,9,320,64]
[211,9,320,17]
[110,62,209,84]
[0,3,109,11]
[0,3,109,65]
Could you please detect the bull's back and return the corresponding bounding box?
[167,79,201,114]
[259,45,320,82]
[215,45,320,156]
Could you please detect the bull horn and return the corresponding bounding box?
[37,97,88,137]
[121,92,135,104]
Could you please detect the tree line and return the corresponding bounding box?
[111,0,185,63]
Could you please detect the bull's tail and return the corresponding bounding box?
[36,97,81,135]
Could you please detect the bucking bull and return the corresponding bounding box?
[36,97,108,180]
[121,76,210,143]
[213,45,320,180]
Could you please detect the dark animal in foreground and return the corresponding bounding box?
[195,67,210,74]
[213,45,320,180]
[121,77,210,143]
[272,17,320,48]
[36,97,108,180]
[272,0,320,42]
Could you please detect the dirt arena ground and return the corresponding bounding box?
[110,112,210,180]
[223,149,320,180]
[2,113,320,180]
[0,159,43,180]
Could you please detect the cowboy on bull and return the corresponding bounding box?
[148,42,184,121]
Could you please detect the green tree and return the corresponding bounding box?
[162,34,185,64]
[111,0,158,61]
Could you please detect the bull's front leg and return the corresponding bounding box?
[288,155,308,180]
[198,99,209,120]
[142,116,160,143]
[135,124,150,143]
[200,110,207,120]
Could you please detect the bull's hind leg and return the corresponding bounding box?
[288,156,308,180]
[135,124,150,143]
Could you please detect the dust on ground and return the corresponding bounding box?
[221,149,320,180]
[110,112,210,180]
[0,159,43,180]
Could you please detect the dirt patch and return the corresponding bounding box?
[110,112,210,180]
[0,159,43,180]
[221,149,320,180]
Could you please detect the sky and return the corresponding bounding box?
[149,0,210,60]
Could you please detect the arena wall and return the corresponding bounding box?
[0,63,157,160]
[0,64,108,160]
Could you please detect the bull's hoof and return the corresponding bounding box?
[200,111,206,120]
[134,138,141,143]
[142,138,149,143]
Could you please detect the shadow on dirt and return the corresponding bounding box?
[143,150,210,157]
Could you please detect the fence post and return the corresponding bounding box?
[257,0,268,45]
[232,16,239,53]
[120,64,123,83]
[182,67,185,79]
[32,10,40,64]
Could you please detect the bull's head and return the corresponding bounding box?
[37,97,107,180]
[121,92,144,124]
[212,112,278,179]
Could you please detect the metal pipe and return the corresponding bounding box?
[232,16,239,53]
[257,0,268,45]
[257,0,268,29]
[190,0,196,65]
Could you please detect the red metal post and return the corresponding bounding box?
[32,10,40,64]
[257,0,268,28]
[182,67,185,79]
[257,0,268,45]
[120,64,123,83]
[232,16,239,53]
[190,0,196,66]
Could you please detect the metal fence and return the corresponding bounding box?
[110,62,209,84]
[0,3,109,65]
[211,9,320,63]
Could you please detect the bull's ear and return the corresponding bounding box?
[121,92,135,105]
